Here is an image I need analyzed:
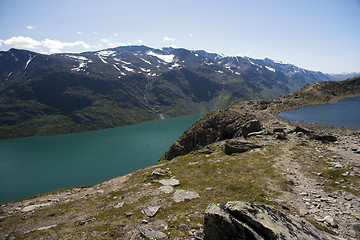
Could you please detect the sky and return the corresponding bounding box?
[0,0,359,73]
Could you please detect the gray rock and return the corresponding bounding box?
[114,202,124,208]
[323,215,338,228]
[21,202,51,212]
[151,168,172,180]
[139,227,167,239]
[204,201,342,240]
[293,126,312,134]
[241,120,262,138]
[158,178,179,186]
[247,131,263,137]
[35,224,57,231]
[173,190,199,203]
[276,132,287,140]
[222,139,261,155]
[158,185,174,194]
[142,206,161,217]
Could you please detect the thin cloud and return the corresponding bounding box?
[27,25,36,30]
[77,31,84,35]
[189,33,193,37]
[3,36,41,48]
[42,38,90,49]
[100,38,110,43]
[163,37,175,41]
[135,40,144,44]
[2,36,90,53]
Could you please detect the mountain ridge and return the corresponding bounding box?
[0,46,358,139]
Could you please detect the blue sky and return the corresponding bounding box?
[0,0,359,73]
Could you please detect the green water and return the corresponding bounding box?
[0,114,202,203]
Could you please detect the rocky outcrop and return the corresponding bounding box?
[161,109,255,160]
[204,201,343,240]
[161,77,360,161]
[241,120,262,138]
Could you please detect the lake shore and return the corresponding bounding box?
[1,78,359,239]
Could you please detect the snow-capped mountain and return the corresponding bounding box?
[0,46,357,138]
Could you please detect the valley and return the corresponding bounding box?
[1,46,356,139]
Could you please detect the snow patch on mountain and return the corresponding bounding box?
[249,60,256,66]
[24,54,36,69]
[146,51,174,63]
[119,60,131,65]
[11,52,18,62]
[140,67,151,73]
[265,66,276,72]
[140,58,152,65]
[71,62,87,71]
[97,50,116,57]
[113,64,121,72]
[122,65,135,72]
[98,56,108,64]
[273,59,290,65]
[65,55,89,61]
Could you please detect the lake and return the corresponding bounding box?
[278,96,360,129]
[0,114,202,203]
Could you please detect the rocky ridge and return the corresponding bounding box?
[0,78,359,239]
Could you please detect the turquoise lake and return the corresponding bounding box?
[0,114,202,203]
[278,96,360,129]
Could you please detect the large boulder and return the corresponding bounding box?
[309,134,338,143]
[204,201,343,240]
[241,120,262,138]
[222,139,261,155]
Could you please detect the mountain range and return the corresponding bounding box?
[0,45,358,138]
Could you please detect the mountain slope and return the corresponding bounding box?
[0,46,356,138]
[1,78,359,239]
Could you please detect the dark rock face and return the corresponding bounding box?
[241,120,262,138]
[309,134,338,143]
[162,110,255,160]
[222,139,261,155]
[204,201,341,240]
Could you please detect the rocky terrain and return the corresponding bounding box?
[0,78,359,239]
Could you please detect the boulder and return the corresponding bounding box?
[204,201,343,240]
[139,227,167,239]
[151,168,172,180]
[241,120,262,138]
[158,178,180,186]
[222,139,261,155]
[173,190,200,203]
[276,132,287,140]
[292,126,312,134]
[309,134,337,143]
[142,206,161,218]
[158,185,174,194]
